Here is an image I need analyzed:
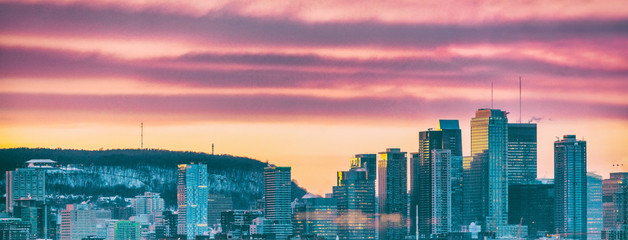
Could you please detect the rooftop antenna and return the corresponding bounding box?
[141,122,144,150]
[519,76,522,123]
[491,82,494,109]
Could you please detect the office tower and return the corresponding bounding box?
[13,199,38,240]
[293,197,337,240]
[333,168,376,240]
[5,168,45,213]
[412,120,463,237]
[161,210,178,238]
[508,123,537,184]
[177,163,209,239]
[588,173,603,240]
[0,218,30,240]
[114,221,141,240]
[264,166,292,240]
[464,109,509,234]
[603,172,628,230]
[37,202,57,240]
[378,148,408,240]
[350,154,377,181]
[508,182,555,238]
[207,194,233,227]
[554,135,587,240]
[60,204,97,240]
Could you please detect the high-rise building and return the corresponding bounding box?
[333,168,375,240]
[507,123,537,185]
[114,221,141,240]
[60,204,97,240]
[292,196,337,240]
[508,182,554,238]
[603,172,628,231]
[207,194,233,227]
[464,109,509,234]
[133,192,164,215]
[350,154,377,181]
[378,148,408,240]
[160,210,177,238]
[412,120,463,237]
[588,173,604,240]
[5,167,46,213]
[554,135,587,240]
[264,166,292,240]
[0,218,30,240]
[13,199,39,240]
[177,163,209,239]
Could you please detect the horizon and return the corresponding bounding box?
[1,0,627,195]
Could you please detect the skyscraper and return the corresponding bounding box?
[412,119,463,237]
[588,173,603,240]
[5,167,46,213]
[264,166,292,240]
[333,168,375,240]
[378,148,408,240]
[207,194,233,227]
[464,109,509,234]
[507,123,537,184]
[292,196,337,240]
[554,135,587,240]
[350,154,376,181]
[177,163,209,239]
[603,172,628,231]
[508,182,554,238]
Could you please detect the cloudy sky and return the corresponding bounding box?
[1,0,627,195]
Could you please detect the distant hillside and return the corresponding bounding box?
[0,148,308,209]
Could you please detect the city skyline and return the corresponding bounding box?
[1,0,627,197]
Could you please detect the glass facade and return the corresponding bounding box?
[292,197,337,240]
[350,154,377,181]
[464,109,509,234]
[378,148,408,240]
[333,168,375,240]
[264,166,292,240]
[412,119,463,238]
[508,182,555,238]
[588,172,603,240]
[177,163,209,239]
[554,135,587,240]
[507,123,537,185]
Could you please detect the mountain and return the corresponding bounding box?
[0,148,308,209]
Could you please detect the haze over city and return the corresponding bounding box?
[1,0,627,196]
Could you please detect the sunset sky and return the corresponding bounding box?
[1,0,627,195]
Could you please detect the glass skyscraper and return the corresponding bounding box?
[464,109,509,234]
[603,172,628,231]
[333,168,375,240]
[412,119,462,238]
[350,154,376,181]
[378,148,408,240]
[588,172,603,240]
[507,123,537,185]
[292,197,337,240]
[264,166,292,240]
[554,135,587,240]
[177,163,209,239]
[508,182,555,238]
